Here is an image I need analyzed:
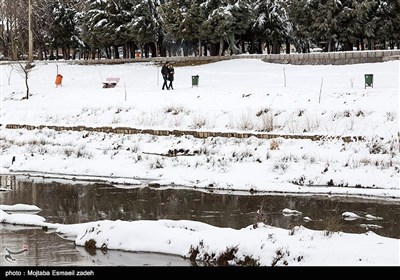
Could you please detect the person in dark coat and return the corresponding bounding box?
[161,62,169,90]
[167,64,175,90]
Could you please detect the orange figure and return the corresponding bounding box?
[55,74,63,87]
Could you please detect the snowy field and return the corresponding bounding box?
[1,59,399,266]
[0,59,399,200]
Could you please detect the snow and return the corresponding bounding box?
[282,208,302,216]
[0,204,41,212]
[365,214,383,221]
[0,58,399,266]
[342,211,362,220]
[0,208,399,266]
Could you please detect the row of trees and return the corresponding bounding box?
[1,0,399,60]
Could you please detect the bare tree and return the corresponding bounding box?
[11,42,35,99]
[12,60,35,99]
[0,0,30,59]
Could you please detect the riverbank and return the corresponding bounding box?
[0,59,399,200]
[1,127,398,201]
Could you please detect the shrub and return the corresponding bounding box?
[270,139,280,150]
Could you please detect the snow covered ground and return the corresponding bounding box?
[0,59,399,266]
[1,59,398,199]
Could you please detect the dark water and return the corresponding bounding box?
[1,175,399,266]
[0,225,192,266]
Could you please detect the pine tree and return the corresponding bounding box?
[374,0,400,49]
[199,0,253,55]
[128,0,160,58]
[47,0,81,59]
[79,0,134,58]
[228,0,254,54]
[158,0,204,56]
[252,0,290,54]
[287,0,313,53]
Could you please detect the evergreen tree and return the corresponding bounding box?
[352,0,380,50]
[159,0,204,56]
[252,0,290,54]
[288,0,400,51]
[287,0,313,52]
[200,0,253,55]
[334,0,358,51]
[228,0,254,54]
[31,0,52,60]
[201,1,232,55]
[79,0,134,58]
[47,0,82,59]
[21,0,397,59]
[128,0,161,57]
[79,0,112,57]
[308,0,344,52]
[373,0,400,49]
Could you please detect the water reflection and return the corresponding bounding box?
[0,225,190,266]
[1,176,399,238]
[1,175,400,266]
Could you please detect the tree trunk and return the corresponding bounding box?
[219,38,224,56]
[38,48,43,60]
[286,39,290,54]
[181,40,187,57]
[198,39,202,57]
[113,46,119,59]
[25,71,29,99]
[272,40,280,54]
[154,41,158,58]
[209,42,218,56]
[123,44,127,58]
[367,39,372,50]
[227,35,240,55]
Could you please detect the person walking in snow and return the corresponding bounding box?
[167,64,175,90]
[161,62,169,90]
